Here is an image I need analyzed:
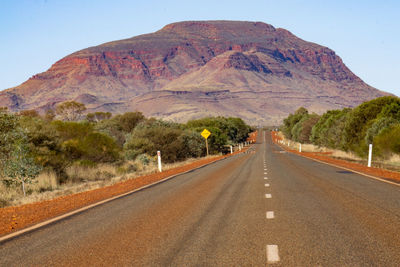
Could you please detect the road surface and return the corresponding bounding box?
[1,131,400,266]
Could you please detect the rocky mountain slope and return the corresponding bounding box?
[0,21,388,124]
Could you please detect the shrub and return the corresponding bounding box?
[176,130,205,159]
[124,121,184,163]
[297,115,320,143]
[343,96,400,152]
[186,116,251,144]
[365,117,398,145]
[282,107,308,139]
[374,124,400,157]
[113,112,145,133]
[66,132,121,163]
[94,118,126,147]
[52,121,93,141]
[137,154,151,166]
[310,109,349,148]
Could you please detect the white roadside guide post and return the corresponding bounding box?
[157,150,162,172]
[230,145,233,154]
[368,144,373,167]
[299,143,302,153]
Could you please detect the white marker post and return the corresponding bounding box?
[299,143,302,153]
[368,144,373,167]
[157,150,162,172]
[230,145,233,154]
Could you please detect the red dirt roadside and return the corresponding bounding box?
[0,132,257,237]
[271,131,400,184]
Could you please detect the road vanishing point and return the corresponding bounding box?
[1,131,400,266]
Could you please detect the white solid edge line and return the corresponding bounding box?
[267,245,280,263]
[277,143,400,187]
[0,150,247,243]
[265,194,272,198]
[266,211,274,219]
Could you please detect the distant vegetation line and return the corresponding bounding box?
[281,96,400,159]
[0,102,253,202]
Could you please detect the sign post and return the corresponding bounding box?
[201,129,211,156]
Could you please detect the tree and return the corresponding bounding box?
[0,111,20,157]
[55,101,86,121]
[1,137,42,197]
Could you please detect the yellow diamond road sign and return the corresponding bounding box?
[201,129,211,139]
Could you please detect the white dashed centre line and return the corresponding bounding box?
[267,245,280,263]
[265,194,272,198]
[264,172,268,175]
[265,183,270,187]
[264,177,268,180]
[266,211,274,219]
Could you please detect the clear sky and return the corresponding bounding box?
[1,0,399,96]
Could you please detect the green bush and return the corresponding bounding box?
[124,121,184,163]
[113,112,145,133]
[310,109,349,148]
[186,116,250,144]
[64,132,121,163]
[94,118,126,147]
[284,96,400,159]
[365,117,398,145]
[343,96,400,153]
[282,107,308,139]
[297,115,320,143]
[52,121,93,141]
[176,130,205,159]
[374,124,400,157]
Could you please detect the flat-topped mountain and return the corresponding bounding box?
[0,20,388,124]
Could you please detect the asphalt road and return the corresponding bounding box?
[1,131,400,266]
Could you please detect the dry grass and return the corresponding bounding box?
[66,164,117,183]
[0,154,221,207]
[277,132,400,170]
[32,171,58,192]
[278,134,362,161]
[330,150,362,161]
[0,183,19,207]
[386,154,400,166]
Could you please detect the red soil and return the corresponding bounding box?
[0,132,257,237]
[271,131,400,184]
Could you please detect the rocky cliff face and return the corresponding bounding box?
[0,20,388,124]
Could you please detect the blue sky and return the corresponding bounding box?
[1,0,399,95]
